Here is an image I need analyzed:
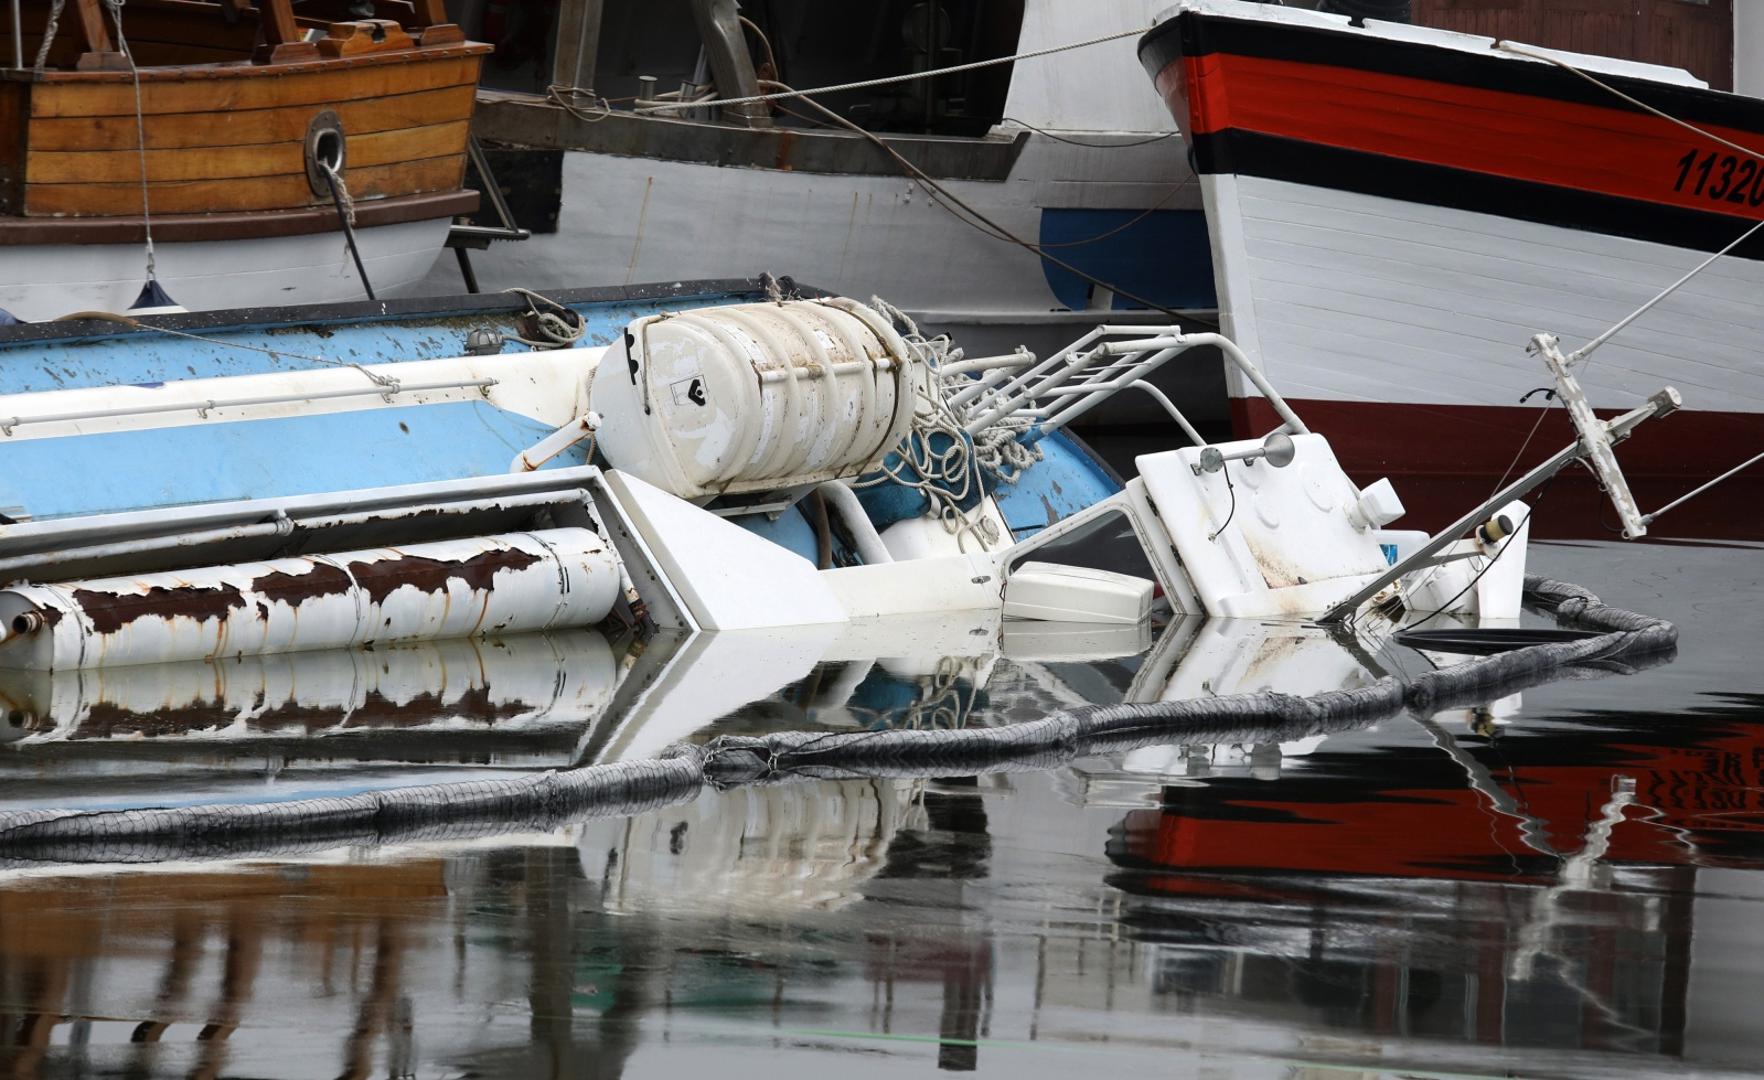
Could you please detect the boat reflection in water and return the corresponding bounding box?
[0,631,625,812]
[1,552,1759,1077]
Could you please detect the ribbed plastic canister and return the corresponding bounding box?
[591,299,920,500]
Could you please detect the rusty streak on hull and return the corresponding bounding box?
[346,548,547,606]
[70,582,248,635]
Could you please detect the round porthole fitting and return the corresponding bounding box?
[304,111,347,197]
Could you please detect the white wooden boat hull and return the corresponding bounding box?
[0,219,452,323]
[1141,0,1764,537]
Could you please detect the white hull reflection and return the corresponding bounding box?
[1,608,1511,814]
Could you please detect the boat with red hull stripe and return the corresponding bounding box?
[1139,1,1764,539]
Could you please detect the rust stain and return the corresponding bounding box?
[71,583,248,635]
[77,700,236,739]
[250,563,354,606]
[1243,532,1304,591]
[345,547,544,605]
[772,127,797,172]
[346,688,531,728]
[249,700,350,734]
[454,685,533,722]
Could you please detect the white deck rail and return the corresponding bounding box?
[957,325,1309,444]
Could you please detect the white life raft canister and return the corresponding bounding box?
[590,298,920,500]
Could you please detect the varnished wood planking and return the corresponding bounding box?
[25,119,470,183]
[27,85,478,152]
[28,142,304,184]
[28,53,483,118]
[24,154,466,215]
[0,190,479,244]
[345,119,470,168]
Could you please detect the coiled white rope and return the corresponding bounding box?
[848,297,1043,551]
[504,288,586,350]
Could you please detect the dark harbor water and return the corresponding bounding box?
[2,539,1761,1078]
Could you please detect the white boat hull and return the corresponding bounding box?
[0,219,453,323]
[426,133,1192,327]
[1208,173,1764,418]
[1140,0,1764,537]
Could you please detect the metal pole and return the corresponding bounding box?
[1315,439,1582,626]
[1126,382,1206,447]
[959,326,1110,433]
[1641,449,1764,526]
[1317,392,1673,626]
[11,0,22,68]
[2,377,498,437]
[1176,333,1310,436]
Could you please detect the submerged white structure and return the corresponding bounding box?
[0,295,1678,673]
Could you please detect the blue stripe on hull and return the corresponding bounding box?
[0,402,570,521]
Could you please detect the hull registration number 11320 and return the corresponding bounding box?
[1674,147,1764,207]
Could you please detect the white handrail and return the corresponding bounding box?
[956,324,1308,441]
[1,377,498,436]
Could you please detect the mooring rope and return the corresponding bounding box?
[30,0,62,70]
[100,0,160,288]
[0,577,1676,864]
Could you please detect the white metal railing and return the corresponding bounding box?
[958,325,1308,442]
[0,377,499,437]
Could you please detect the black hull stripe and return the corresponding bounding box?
[1139,12,1764,139]
[1193,130,1764,261]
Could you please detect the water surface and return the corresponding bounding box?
[2,540,1760,1078]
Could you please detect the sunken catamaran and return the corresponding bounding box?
[1138,0,1764,538]
[0,0,488,320]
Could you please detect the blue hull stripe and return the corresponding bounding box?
[1,401,568,521]
[0,296,732,396]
